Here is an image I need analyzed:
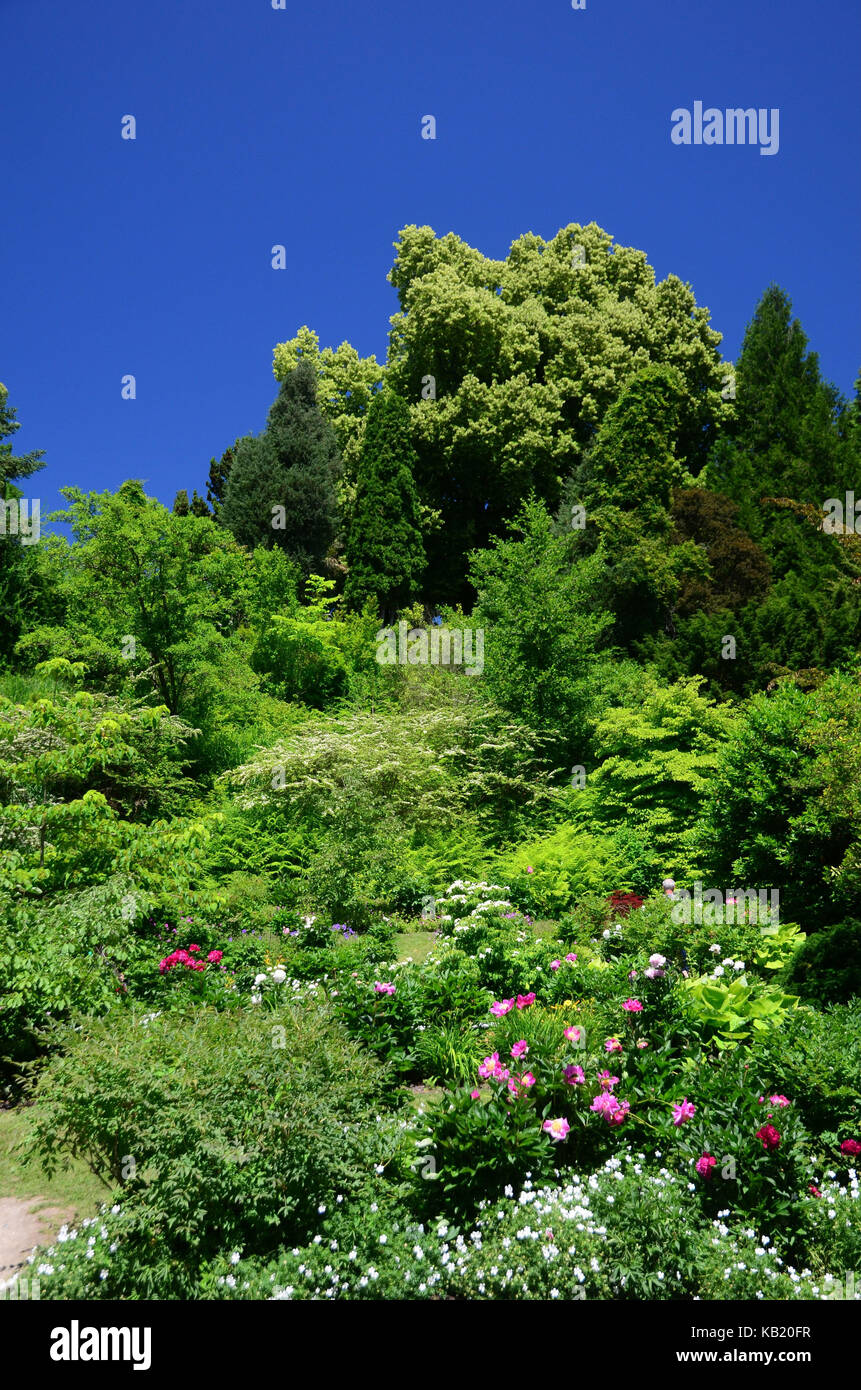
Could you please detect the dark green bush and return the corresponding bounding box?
[782,919,861,1005]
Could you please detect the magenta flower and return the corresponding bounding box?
[526,866,534,874]
[695,1154,717,1180]
[478,1052,501,1080]
[636,1038,649,1049]
[565,953,577,963]
[207,949,223,964]
[597,1071,619,1091]
[516,993,536,1010]
[768,1094,791,1108]
[590,1094,630,1126]
[840,1138,861,1157]
[604,1037,623,1053]
[628,970,638,981]
[550,960,561,971]
[756,1124,781,1152]
[543,1117,570,1142]
[373,981,396,995]
[563,1026,582,1043]
[607,1100,630,1127]
[470,1089,481,1100]
[563,1064,585,1086]
[510,1039,529,1060]
[520,1072,536,1088]
[491,998,515,1017]
[622,999,643,1013]
[672,1098,696,1126]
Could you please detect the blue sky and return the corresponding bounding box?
[2,0,859,521]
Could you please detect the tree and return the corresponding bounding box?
[20,480,251,717]
[219,360,341,575]
[0,383,47,666]
[470,498,613,752]
[343,388,425,617]
[382,223,726,603]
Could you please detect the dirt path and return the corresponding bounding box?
[0,1196,73,1288]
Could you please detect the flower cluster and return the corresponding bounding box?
[158,944,223,975]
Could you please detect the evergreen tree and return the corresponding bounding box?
[172,489,190,516]
[206,442,239,516]
[0,383,46,666]
[219,361,341,575]
[343,388,425,617]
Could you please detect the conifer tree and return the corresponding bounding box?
[219,361,341,575]
[343,388,425,618]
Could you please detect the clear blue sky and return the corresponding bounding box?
[3,0,859,521]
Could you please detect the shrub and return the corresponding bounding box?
[23,1001,393,1297]
[782,919,861,1005]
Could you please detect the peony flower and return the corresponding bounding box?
[254,973,267,986]
[768,1094,790,1108]
[373,981,396,995]
[604,1037,623,1053]
[563,1064,585,1086]
[644,968,663,980]
[470,1089,481,1100]
[563,1026,582,1043]
[648,954,667,968]
[188,944,201,952]
[607,1100,630,1127]
[672,1098,696,1126]
[565,953,577,963]
[695,1154,717,1180]
[840,1138,861,1157]
[708,944,721,954]
[520,1072,536,1088]
[271,969,286,984]
[597,1071,619,1091]
[550,960,561,971]
[510,1040,529,1060]
[622,999,643,1012]
[207,950,223,964]
[755,1124,781,1152]
[543,1117,570,1142]
[516,993,536,1010]
[808,1184,821,1197]
[491,998,515,1017]
[478,1052,501,1080]
[590,1093,629,1125]
[526,866,534,874]
[636,1038,649,1049]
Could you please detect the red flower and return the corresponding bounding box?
[188,944,201,952]
[207,949,223,964]
[755,1123,781,1152]
[840,1138,861,1158]
[808,1184,821,1197]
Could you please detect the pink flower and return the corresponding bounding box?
[756,1124,781,1151]
[478,1052,501,1080]
[520,1072,536,1088]
[516,993,536,1010]
[768,1095,791,1108]
[672,1098,696,1126]
[543,1117,570,1142]
[550,960,561,971]
[373,981,395,995]
[597,1071,619,1091]
[695,1154,717,1179]
[622,999,643,1013]
[470,1089,481,1100]
[507,1078,520,1098]
[809,1183,821,1197]
[526,866,534,874]
[563,1064,585,1086]
[636,1038,649,1049]
[563,1026,582,1043]
[648,954,667,968]
[188,944,201,952]
[644,967,665,980]
[491,998,515,1017]
[510,1040,529,1060]
[565,953,577,963]
[590,1094,630,1126]
[627,970,638,981]
[604,1037,623,1053]
[207,950,223,964]
[840,1138,861,1157]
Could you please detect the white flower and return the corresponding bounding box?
[709,944,721,954]
[712,966,725,978]
[250,993,262,1005]
[734,961,745,971]
[254,973,267,985]
[271,969,287,984]
[230,1251,241,1265]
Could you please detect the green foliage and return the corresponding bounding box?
[781,920,861,1005]
[23,1001,391,1297]
[344,387,425,616]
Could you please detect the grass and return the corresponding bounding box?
[395,929,439,965]
[0,1106,108,1221]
